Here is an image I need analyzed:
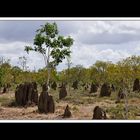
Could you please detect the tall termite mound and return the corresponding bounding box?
[89,83,98,93]
[15,82,38,106]
[100,83,111,97]
[133,78,140,92]
[38,83,55,114]
[63,105,72,118]
[92,106,107,119]
[59,83,67,99]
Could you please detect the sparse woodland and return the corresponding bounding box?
[0,22,140,120]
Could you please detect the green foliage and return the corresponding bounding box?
[0,59,13,87]
[106,104,125,119]
[57,55,140,90]
[25,22,74,85]
[25,22,74,67]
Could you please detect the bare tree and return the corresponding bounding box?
[18,56,28,71]
[66,56,72,93]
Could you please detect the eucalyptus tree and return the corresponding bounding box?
[25,22,74,87]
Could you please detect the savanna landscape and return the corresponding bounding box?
[0,20,140,120]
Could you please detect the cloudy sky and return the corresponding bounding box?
[0,20,140,71]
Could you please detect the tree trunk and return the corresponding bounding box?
[124,89,128,119]
[47,68,51,86]
[68,65,70,94]
[47,46,51,87]
[122,80,129,119]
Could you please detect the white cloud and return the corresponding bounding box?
[1,20,140,71]
[69,43,132,68]
[0,41,45,70]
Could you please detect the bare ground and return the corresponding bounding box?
[0,90,140,120]
[0,101,114,120]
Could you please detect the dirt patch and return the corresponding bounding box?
[0,90,140,120]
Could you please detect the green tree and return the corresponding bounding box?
[0,59,12,90]
[25,22,74,86]
[11,66,22,84]
[118,55,140,80]
[91,61,111,84]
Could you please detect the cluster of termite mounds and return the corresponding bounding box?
[15,82,55,114]
[13,78,140,119]
[114,78,140,103]
[84,82,114,96]
[15,82,38,106]
[14,81,72,116]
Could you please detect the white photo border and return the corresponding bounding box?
[0,17,140,123]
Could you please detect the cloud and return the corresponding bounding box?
[0,21,79,43]
[0,41,45,70]
[69,43,131,68]
[79,32,140,44]
[0,21,64,43]
[0,20,140,71]
[75,21,140,45]
[0,20,140,44]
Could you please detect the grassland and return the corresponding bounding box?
[0,86,140,120]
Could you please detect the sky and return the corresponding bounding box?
[0,20,140,71]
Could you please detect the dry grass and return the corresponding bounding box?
[0,88,140,120]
